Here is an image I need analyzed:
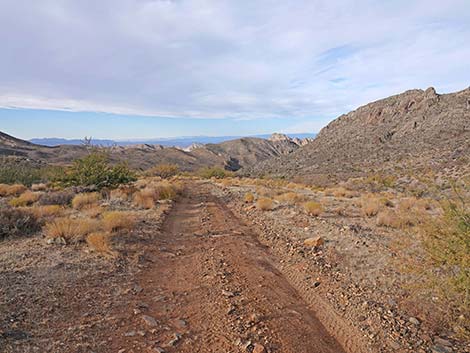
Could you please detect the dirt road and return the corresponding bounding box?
[109,187,350,353]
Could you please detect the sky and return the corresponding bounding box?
[0,0,469,140]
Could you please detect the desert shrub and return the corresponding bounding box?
[101,211,135,232]
[0,183,27,197]
[61,152,136,189]
[303,201,323,216]
[28,205,63,219]
[86,232,115,257]
[244,192,254,203]
[84,205,105,218]
[9,191,42,207]
[0,207,40,239]
[147,164,179,179]
[276,192,305,205]
[72,192,100,210]
[361,195,382,217]
[256,197,274,211]
[198,167,232,179]
[133,189,156,209]
[31,183,47,191]
[0,158,65,186]
[420,199,470,338]
[376,209,403,228]
[44,217,99,243]
[38,190,75,206]
[155,182,177,200]
[110,186,137,201]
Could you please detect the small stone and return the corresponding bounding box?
[222,290,235,298]
[409,317,420,325]
[434,337,452,347]
[303,237,324,248]
[252,343,266,353]
[142,315,158,327]
[124,331,136,337]
[431,345,452,353]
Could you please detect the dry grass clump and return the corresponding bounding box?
[38,190,74,206]
[361,195,382,217]
[31,183,47,191]
[110,186,136,201]
[147,163,179,179]
[9,191,42,207]
[376,209,403,228]
[275,192,305,205]
[72,192,100,210]
[133,188,157,209]
[101,211,135,232]
[324,186,358,198]
[84,205,105,218]
[0,183,27,197]
[303,201,323,216]
[244,192,255,203]
[28,205,63,219]
[86,232,116,257]
[43,217,99,243]
[0,207,40,239]
[256,197,274,211]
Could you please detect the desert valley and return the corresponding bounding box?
[1,87,469,353]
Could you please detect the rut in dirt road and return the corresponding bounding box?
[112,187,348,353]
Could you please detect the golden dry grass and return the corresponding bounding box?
[0,184,27,197]
[101,211,136,232]
[244,192,255,203]
[275,192,305,205]
[256,197,274,211]
[303,201,323,216]
[110,186,137,201]
[9,191,42,207]
[44,217,100,243]
[72,192,100,210]
[84,205,105,218]
[376,209,403,228]
[133,188,156,209]
[31,183,47,191]
[86,232,116,257]
[28,205,63,219]
[361,195,382,217]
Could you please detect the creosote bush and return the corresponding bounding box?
[198,167,232,179]
[256,197,274,211]
[61,152,136,189]
[147,164,179,179]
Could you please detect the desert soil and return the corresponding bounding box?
[1,184,370,353]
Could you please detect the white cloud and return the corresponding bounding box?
[0,0,469,123]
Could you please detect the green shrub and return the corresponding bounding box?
[0,157,66,186]
[61,152,136,189]
[198,167,232,179]
[421,198,470,338]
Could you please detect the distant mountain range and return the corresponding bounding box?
[29,133,317,148]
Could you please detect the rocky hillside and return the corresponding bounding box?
[0,131,310,171]
[250,87,470,183]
